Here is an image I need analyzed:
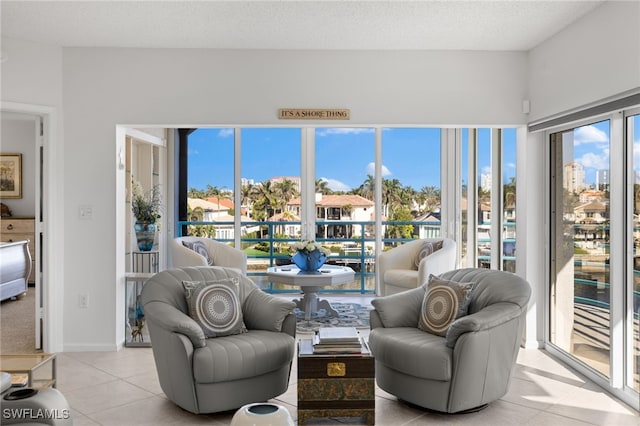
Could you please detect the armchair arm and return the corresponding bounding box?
[242,288,296,334]
[370,285,425,328]
[170,239,208,268]
[207,241,247,274]
[417,243,456,286]
[143,300,206,348]
[445,302,523,348]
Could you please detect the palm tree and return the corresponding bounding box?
[357,174,375,201]
[503,177,516,208]
[315,178,332,195]
[420,185,441,214]
[275,178,299,213]
[187,187,205,198]
[205,184,229,214]
[240,183,254,215]
[252,180,278,220]
[382,178,403,217]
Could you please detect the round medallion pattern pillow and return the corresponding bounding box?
[183,278,246,337]
[419,285,459,335]
[418,275,475,337]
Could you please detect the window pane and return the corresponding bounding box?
[461,129,469,265]
[503,129,517,272]
[381,128,441,242]
[550,120,611,378]
[186,128,235,243]
[315,128,375,292]
[242,128,301,284]
[477,129,491,268]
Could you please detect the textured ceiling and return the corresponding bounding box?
[1,1,604,51]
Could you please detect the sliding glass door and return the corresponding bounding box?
[550,119,611,378]
[627,110,640,392]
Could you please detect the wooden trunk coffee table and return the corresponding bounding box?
[297,338,374,425]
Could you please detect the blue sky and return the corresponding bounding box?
[187,127,517,193]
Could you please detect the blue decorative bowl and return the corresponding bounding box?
[292,250,327,272]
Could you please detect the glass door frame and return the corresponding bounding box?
[544,111,639,409]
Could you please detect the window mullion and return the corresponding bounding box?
[491,129,503,269]
[301,128,315,239]
[610,112,625,388]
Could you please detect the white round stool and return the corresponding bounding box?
[230,402,294,426]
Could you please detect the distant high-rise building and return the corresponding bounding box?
[241,178,255,186]
[596,169,609,191]
[564,162,586,193]
[270,176,301,193]
[480,172,492,192]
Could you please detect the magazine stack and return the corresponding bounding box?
[312,326,364,354]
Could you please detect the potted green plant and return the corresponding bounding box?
[131,180,162,251]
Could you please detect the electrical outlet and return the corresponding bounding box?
[79,205,93,220]
[78,293,89,308]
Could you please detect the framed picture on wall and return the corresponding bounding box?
[0,153,22,199]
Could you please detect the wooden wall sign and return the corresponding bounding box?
[278,109,350,120]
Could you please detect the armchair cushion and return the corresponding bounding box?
[182,278,247,337]
[183,240,214,265]
[243,288,296,332]
[193,330,295,383]
[384,270,419,289]
[370,327,452,381]
[418,275,475,336]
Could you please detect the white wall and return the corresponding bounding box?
[2,0,638,351]
[0,114,36,216]
[61,48,528,349]
[528,1,640,121]
[1,37,65,353]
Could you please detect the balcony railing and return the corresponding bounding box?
[176,219,442,294]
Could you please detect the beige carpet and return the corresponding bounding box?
[0,288,37,354]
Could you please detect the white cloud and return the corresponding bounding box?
[366,162,391,177]
[316,128,375,137]
[481,166,491,175]
[188,149,199,156]
[506,162,516,169]
[578,149,609,170]
[218,128,234,138]
[319,177,351,192]
[574,125,608,145]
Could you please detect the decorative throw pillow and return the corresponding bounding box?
[183,240,214,266]
[414,240,444,269]
[414,241,434,269]
[418,274,475,336]
[182,278,246,337]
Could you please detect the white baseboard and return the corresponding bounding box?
[63,342,122,352]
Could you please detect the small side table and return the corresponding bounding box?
[125,272,154,347]
[0,353,57,389]
[132,251,159,273]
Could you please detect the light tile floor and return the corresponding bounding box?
[59,296,639,426]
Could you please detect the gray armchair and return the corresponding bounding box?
[368,268,531,413]
[141,266,296,414]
